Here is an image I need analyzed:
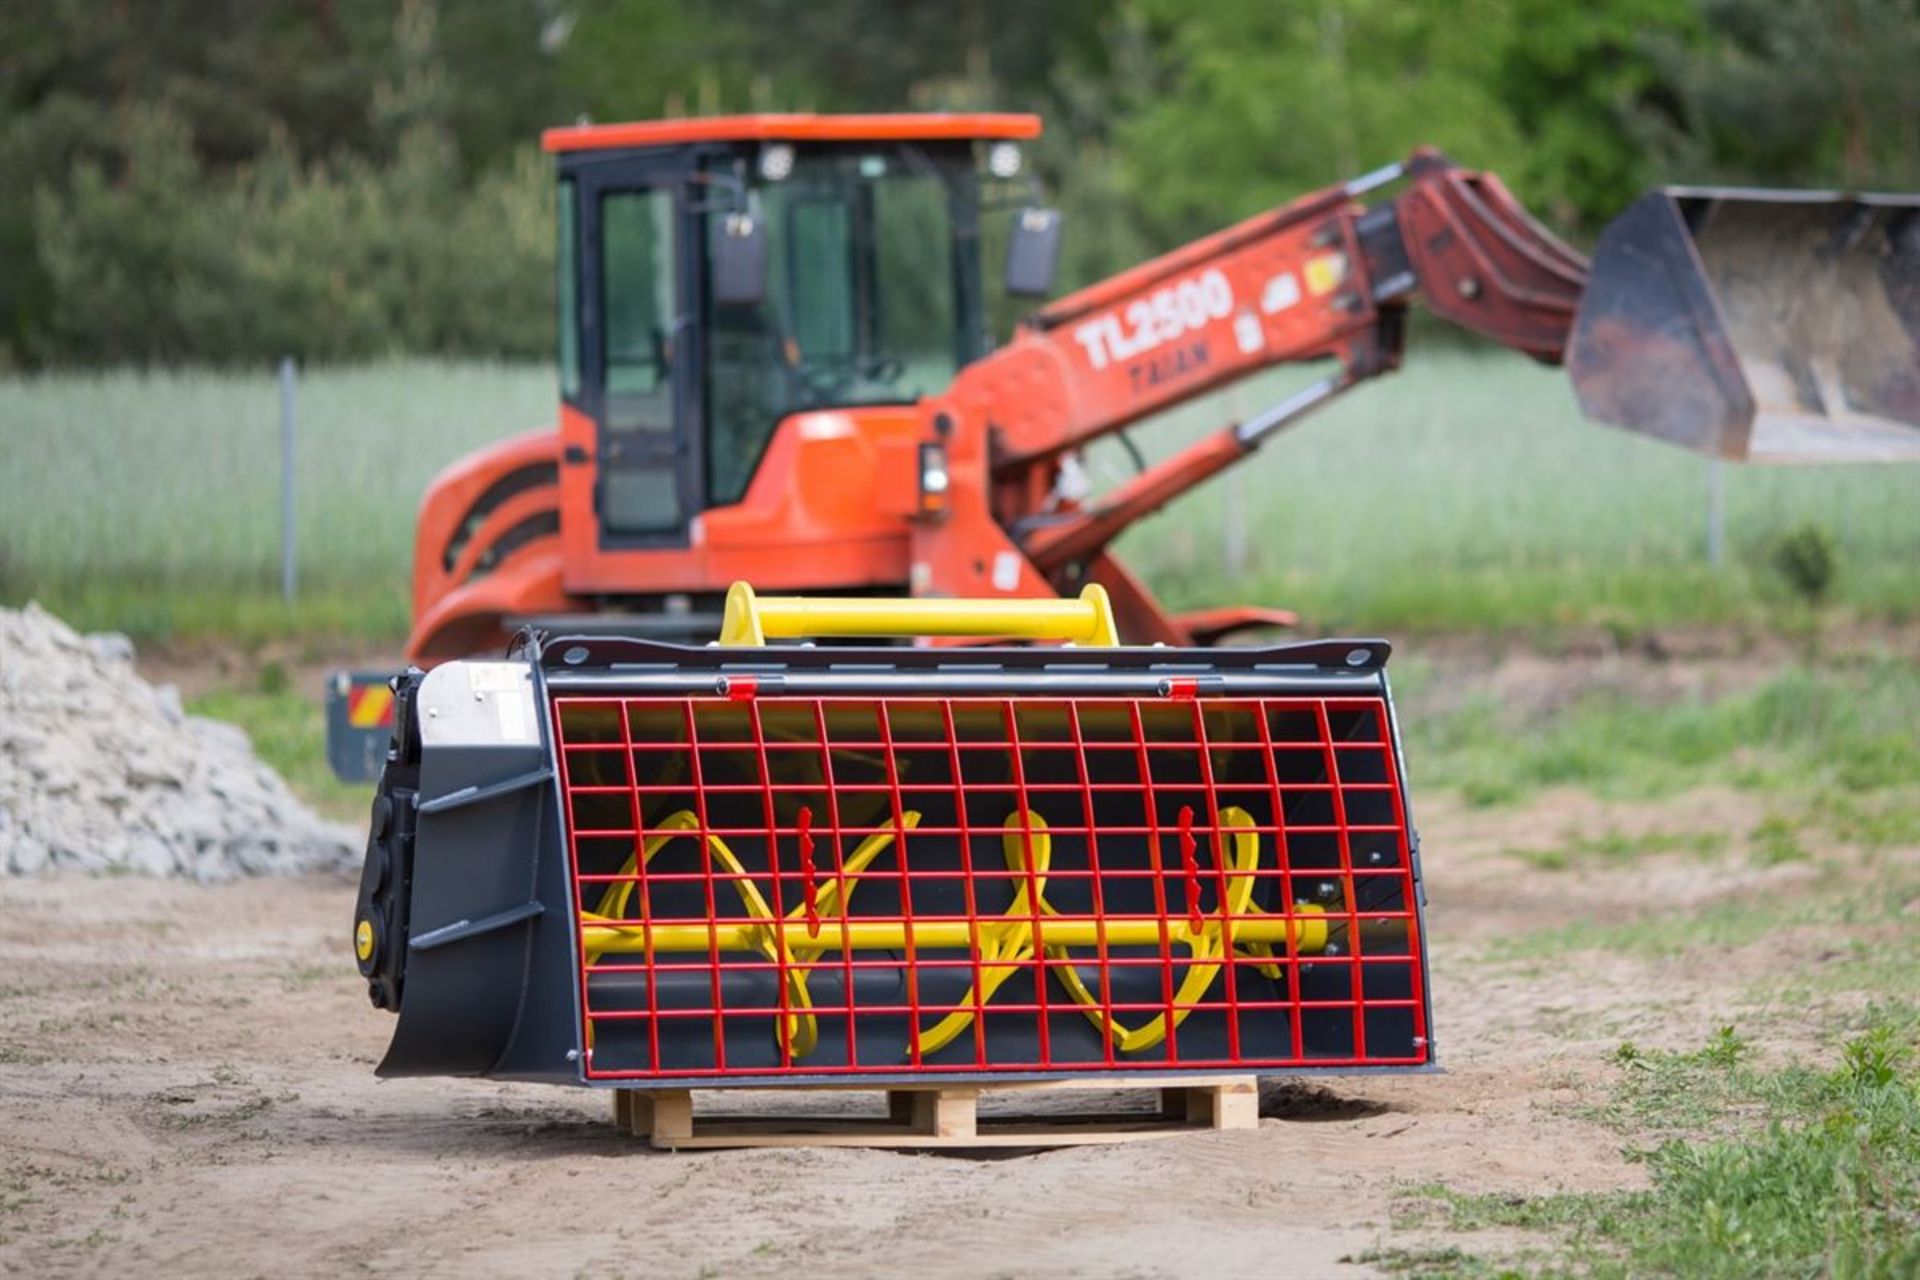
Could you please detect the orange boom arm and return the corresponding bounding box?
[910,148,1589,643]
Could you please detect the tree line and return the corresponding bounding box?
[1,0,1914,367]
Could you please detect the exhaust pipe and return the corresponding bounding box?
[1569,187,1920,463]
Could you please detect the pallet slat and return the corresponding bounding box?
[610,1075,1258,1149]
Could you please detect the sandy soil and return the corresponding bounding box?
[4,776,1851,1280]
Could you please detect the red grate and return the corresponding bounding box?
[551,692,1427,1081]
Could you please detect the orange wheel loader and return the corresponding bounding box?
[338,113,1918,1093]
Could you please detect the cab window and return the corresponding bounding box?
[557,178,581,401]
[599,188,680,534]
[703,147,974,508]
[602,189,675,415]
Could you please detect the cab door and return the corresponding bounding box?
[573,155,702,546]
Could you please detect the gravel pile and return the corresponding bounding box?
[0,603,357,880]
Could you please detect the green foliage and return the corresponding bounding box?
[1771,522,1840,607]
[1842,1024,1913,1089]
[1410,1015,1920,1277]
[255,661,291,698]
[6,0,1920,363]
[1618,1020,1920,1278]
[27,14,551,364]
[0,0,400,361]
[1116,0,1527,246]
[1080,0,1705,249]
[1702,1024,1753,1068]
[1747,813,1810,866]
[1655,0,1920,190]
[1814,791,1920,851]
[1492,0,1703,228]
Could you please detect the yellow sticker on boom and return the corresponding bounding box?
[1304,252,1348,297]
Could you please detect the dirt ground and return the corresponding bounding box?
[5,777,1856,1280]
[7,629,1914,1278]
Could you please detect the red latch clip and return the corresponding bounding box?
[796,805,820,938]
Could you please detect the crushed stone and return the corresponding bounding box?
[0,603,357,880]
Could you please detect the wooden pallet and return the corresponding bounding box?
[610,1075,1258,1150]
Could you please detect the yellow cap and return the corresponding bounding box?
[354,919,375,962]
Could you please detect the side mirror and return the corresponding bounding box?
[712,212,767,307]
[1005,207,1063,298]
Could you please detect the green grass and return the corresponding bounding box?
[1488,866,1920,963]
[1110,353,1920,632]
[2,353,1916,643]
[1404,658,1920,807]
[198,610,1916,840]
[1372,656,1920,1275]
[0,359,551,641]
[1391,1015,1920,1279]
[1503,827,1730,872]
[22,580,413,647]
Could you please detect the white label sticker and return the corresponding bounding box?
[991,551,1021,592]
[496,691,529,742]
[467,663,523,694]
[1234,311,1264,355]
[1261,272,1301,314]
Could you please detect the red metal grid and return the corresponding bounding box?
[551,692,1428,1081]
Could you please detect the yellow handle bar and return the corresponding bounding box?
[719,581,1121,647]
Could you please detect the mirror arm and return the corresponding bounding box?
[686,164,752,215]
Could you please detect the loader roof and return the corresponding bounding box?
[541,111,1043,154]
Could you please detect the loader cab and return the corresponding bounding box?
[544,114,1046,554]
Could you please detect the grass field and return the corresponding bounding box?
[30,647,1920,1277]
[0,360,553,642]
[1380,654,1920,1276]
[3,355,1916,1276]
[1384,1007,1920,1278]
[2,352,1915,642]
[1116,357,1919,630]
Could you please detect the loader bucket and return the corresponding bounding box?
[1568,187,1920,462]
[353,587,1433,1087]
